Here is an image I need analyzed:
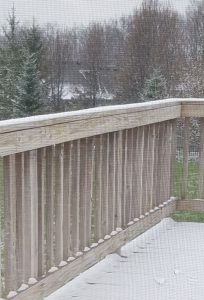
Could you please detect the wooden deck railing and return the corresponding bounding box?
[0,99,204,299]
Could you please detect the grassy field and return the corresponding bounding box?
[175,161,198,199]
[172,211,204,223]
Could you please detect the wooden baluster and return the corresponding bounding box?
[170,120,177,197]
[16,153,26,285]
[132,128,139,218]
[71,140,80,253]
[46,146,55,270]
[4,155,17,293]
[153,123,160,207]
[148,125,156,210]
[37,148,46,277]
[142,126,149,213]
[122,130,128,227]
[197,118,204,199]
[54,144,64,265]
[24,151,38,281]
[108,132,117,232]
[115,131,123,228]
[63,142,72,259]
[101,134,109,236]
[85,138,94,245]
[181,118,190,199]
[94,135,103,240]
[137,126,145,215]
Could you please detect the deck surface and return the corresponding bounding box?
[45,218,204,300]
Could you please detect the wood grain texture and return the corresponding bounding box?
[45,147,55,270]
[37,148,46,277]
[181,118,190,200]
[177,199,204,212]
[70,141,80,253]
[63,142,72,259]
[16,153,26,285]
[0,105,180,157]
[94,135,103,240]
[54,144,64,265]
[4,155,17,292]
[197,118,204,199]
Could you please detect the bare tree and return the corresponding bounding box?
[45,26,72,112]
[117,0,185,101]
[81,23,106,107]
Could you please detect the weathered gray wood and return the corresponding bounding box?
[181,118,190,199]
[29,150,38,279]
[16,153,26,285]
[71,140,80,253]
[197,118,204,199]
[101,134,109,236]
[85,138,94,245]
[94,135,103,240]
[142,126,149,213]
[4,155,17,292]
[170,120,177,196]
[54,144,64,265]
[177,199,204,212]
[137,127,145,215]
[12,200,176,300]
[0,105,181,157]
[0,100,181,134]
[122,130,128,227]
[115,131,123,227]
[37,148,46,277]
[108,132,117,232]
[132,128,139,219]
[45,146,55,270]
[63,142,72,259]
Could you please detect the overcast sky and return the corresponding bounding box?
[0,0,191,28]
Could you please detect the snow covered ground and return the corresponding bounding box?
[45,218,204,300]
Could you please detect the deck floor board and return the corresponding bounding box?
[45,218,204,300]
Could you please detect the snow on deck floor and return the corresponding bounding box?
[45,218,204,300]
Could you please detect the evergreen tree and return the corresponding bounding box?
[14,52,45,117]
[22,21,45,72]
[140,68,168,101]
[0,7,24,119]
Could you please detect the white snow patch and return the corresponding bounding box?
[149,209,154,213]
[159,204,164,208]
[140,215,145,219]
[134,218,139,222]
[17,284,29,292]
[98,239,104,244]
[7,291,18,299]
[48,267,58,273]
[116,228,123,232]
[104,235,111,240]
[28,278,37,285]
[127,221,134,226]
[67,257,76,262]
[90,243,98,248]
[145,212,149,216]
[58,261,67,267]
[84,247,91,252]
[75,252,83,257]
[45,219,204,300]
[110,231,118,236]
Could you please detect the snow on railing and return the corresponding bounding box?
[0,99,204,300]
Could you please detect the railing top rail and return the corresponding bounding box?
[0,98,181,133]
[0,98,203,157]
[1,98,204,134]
